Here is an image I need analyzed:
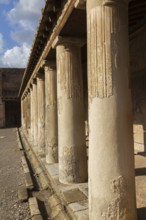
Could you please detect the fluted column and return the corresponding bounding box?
[44,61,58,164]
[25,91,31,137]
[30,86,34,143]
[87,0,137,219]
[37,73,45,157]
[21,98,24,128]
[32,79,38,149]
[53,37,88,184]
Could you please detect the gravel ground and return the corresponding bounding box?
[0,128,30,220]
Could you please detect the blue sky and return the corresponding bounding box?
[0,0,45,68]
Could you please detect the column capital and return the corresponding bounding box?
[32,78,37,85]
[52,36,86,48]
[75,0,86,10]
[87,0,128,9]
[102,0,128,6]
[36,72,44,80]
[45,60,56,72]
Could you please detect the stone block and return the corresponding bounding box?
[61,188,87,204]
[24,172,34,189]
[68,200,88,212]
[50,204,63,218]
[18,185,28,202]
[31,215,43,220]
[48,194,60,209]
[29,197,40,217]
[46,163,59,177]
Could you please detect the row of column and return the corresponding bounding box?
[21,0,137,219]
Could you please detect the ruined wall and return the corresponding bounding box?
[130,27,146,152]
[0,68,24,127]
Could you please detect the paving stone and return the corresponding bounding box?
[18,185,28,202]
[53,211,70,220]
[31,214,43,220]
[68,200,88,212]
[48,194,60,209]
[24,172,34,189]
[29,197,40,217]
[61,188,87,204]
[50,204,63,218]
[46,163,59,177]
[74,209,89,220]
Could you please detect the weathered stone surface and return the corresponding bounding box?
[32,215,43,220]
[61,188,87,204]
[37,73,45,156]
[87,0,137,219]
[18,185,28,202]
[29,197,40,217]
[30,87,34,143]
[44,61,58,164]
[32,79,38,149]
[48,194,60,209]
[55,37,88,184]
[24,172,34,190]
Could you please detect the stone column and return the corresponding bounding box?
[32,79,38,150]
[27,90,31,138]
[44,61,58,164]
[23,95,27,132]
[21,98,24,128]
[53,37,88,184]
[25,92,29,133]
[0,73,5,128]
[37,73,45,157]
[87,0,137,219]
[30,86,34,143]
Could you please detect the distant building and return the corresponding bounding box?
[0,68,24,127]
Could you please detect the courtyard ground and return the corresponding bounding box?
[0,128,30,220]
[0,127,146,219]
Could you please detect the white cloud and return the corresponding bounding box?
[0,0,44,68]
[11,30,34,45]
[8,0,44,31]
[0,33,4,53]
[0,43,31,68]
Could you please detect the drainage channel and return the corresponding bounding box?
[16,128,51,220]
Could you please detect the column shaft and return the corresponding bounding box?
[37,74,45,156]
[55,38,88,183]
[87,0,137,219]
[30,87,34,143]
[45,62,58,164]
[21,99,24,128]
[32,80,38,148]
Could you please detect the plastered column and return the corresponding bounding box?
[44,61,58,164]
[87,0,137,219]
[27,90,31,139]
[21,99,24,128]
[30,86,34,143]
[23,95,27,132]
[37,73,45,157]
[25,91,31,137]
[32,79,38,149]
[53,37,88,184]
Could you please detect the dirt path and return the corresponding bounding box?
[0,128,30,220]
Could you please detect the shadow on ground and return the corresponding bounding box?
[135,168,146,176]
[137,208,146,220]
